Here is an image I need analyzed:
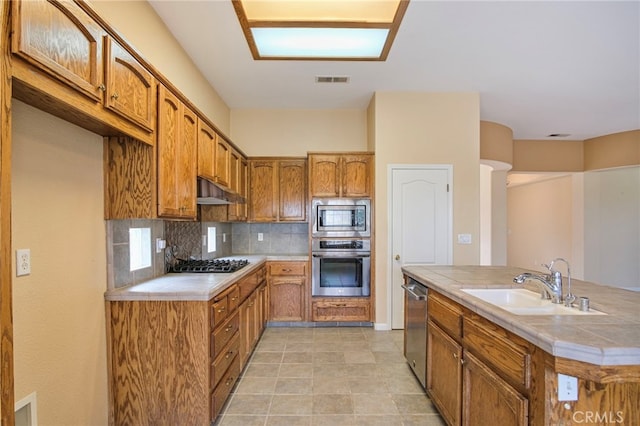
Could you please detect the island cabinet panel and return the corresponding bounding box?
[427,320,462,426]
[157,84,197,219]
[462,351,529,426]
[11,0,156,145]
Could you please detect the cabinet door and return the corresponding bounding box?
[427,321,462,426]
[157,85,197,218]
[104,37,155,132]
[197,119,216,181]
[279,160,307,221]
[214,138,230,188]
[12,0,105,101]
[239,293,256,369]
[342,154,372,197]
[309,154,340,197]
[269,277,305,322]
[249,160,278,222]
[462,351,528,426]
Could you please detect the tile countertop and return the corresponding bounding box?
[402,265,640,367]
[104,254,308,302]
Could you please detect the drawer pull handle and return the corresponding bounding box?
[460,358,465,365]
[225,350,234,359]
[453,353,458,360]
[217,307,226,313]
[282,269,292,272]
[332,303,347,307]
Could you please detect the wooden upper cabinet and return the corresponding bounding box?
[309,153,373,198]
[157,84,197,219]
[104,37,155,132]
[11,0,105,102]
[342,154,373,197]
[197,119,217,182]
[279,160,307,221]
[249,160,278,222]
[214,137,231,188]
[249,158,306,222]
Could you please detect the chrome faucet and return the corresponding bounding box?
[549,258,575,307]
[513,261,564,304]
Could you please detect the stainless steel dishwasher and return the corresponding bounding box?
[402,278,428,388]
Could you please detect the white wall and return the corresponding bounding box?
[11,101,108,425]
[584,166,640,289]
[507,175,574,273]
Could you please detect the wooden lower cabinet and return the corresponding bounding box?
[268,261,307,322]
[108,268,270,426]
[311,298,371,322]
[427,321,462,426]
[426,289,529,426]
[462,351,528,426]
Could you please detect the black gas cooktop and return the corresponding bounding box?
[171,258,249,273]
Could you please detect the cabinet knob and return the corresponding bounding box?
[217,307,226,313]
[395,254,400,261]
[453,353,458,360]
[97,84,106,92]
[111,93,119,100]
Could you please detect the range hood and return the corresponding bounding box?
[197,178,245,205]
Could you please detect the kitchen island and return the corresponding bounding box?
[402,265,639,426]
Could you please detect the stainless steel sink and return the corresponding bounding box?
[460,288,607,316]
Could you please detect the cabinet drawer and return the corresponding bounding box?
[211,355,240,421]
[211,312,239,359]
[211,334,240,390]
[238,273,259,302]
[428,291,463,340]
[210,285,239,328]
[463,314,531,390]
[312,299,370,322]
[269,261,306,276]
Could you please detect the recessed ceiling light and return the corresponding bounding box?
[232,0,410,61]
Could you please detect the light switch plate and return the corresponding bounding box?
[457,234,472,244]
[16,249,31,276]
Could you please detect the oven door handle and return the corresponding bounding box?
[312,253,371,258]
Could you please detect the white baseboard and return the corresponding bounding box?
[374,322,392,331]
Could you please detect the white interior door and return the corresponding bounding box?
[390,166,452,329]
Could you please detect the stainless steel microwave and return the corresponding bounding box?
[311,198,371,238]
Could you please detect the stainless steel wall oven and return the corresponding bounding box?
[311,239,370,297]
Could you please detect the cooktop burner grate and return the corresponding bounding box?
[171,258,249,273]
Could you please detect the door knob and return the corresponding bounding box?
[395,254,400,260]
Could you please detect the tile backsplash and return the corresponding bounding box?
[107,219,309,289]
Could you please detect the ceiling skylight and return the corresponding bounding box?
[232,0,410,61]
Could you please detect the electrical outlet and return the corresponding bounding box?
[457,234,472,244]
[558,373,578,401]
[16,249,31,276]
[258,233,264,241]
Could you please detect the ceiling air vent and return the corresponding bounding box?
[547,133,571,138]
[315,76,350,83]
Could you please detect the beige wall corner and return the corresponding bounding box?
[480,121,513,166]
[512,139,584,172]
[584,129,640,171]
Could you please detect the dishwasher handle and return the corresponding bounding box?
[401,284,427,300]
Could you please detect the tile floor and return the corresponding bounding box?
[215,327,446,426]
